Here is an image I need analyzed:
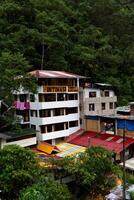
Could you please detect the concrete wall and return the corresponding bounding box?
[82,88,117,116]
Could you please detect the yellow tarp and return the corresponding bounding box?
[37,142,60,154]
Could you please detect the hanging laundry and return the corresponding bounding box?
[14,101,21,109]
[20,102,25,110]
[24,102,30,109]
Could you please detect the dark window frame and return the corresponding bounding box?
[89,104,95,111]
[89,91,96,98]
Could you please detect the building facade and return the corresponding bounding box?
[14,70,84,145]
[80,83,117,132]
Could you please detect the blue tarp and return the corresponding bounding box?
[117,119,134,131]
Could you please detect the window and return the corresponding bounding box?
[69,120,78,128]
[105,91,109,97]
[14,95,18,101]
[31,110,37,117]
[39,94,56,102]
[31,124,36,129]
[68,94,78,100]
[53,108,65,116]
[57,93,66,101]
[39,109,51,117]
[109,102,113,109]
[30,94,35,102]
[20,94,27,102]
[40,125,46,133]
[89,92,96,97]
[89,104,95,111]
[102,103,106,110]
[16,110,23,115]
[47,124,52,132]
[54,123,65,131]
[40,125,52,133]
[67,107,78,114]
[23,110,29,122]
[65,122,68,129]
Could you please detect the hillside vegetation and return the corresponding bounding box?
[0,0,134,104]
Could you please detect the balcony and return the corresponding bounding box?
[30,113,79,126]
[40,129,69,141]
[30,100,79,110]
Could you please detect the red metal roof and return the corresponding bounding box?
[30,70,85,79]
[69,131,134,153]
[65,129,85,142]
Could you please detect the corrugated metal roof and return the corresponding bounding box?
[116,106,130,113]
[69,131,134,154]
[56,142,86,157]
[30,70,85,79]
[95,83,112,87]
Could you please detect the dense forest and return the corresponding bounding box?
[0,0,134,105]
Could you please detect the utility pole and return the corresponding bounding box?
[41,37,45,70]
[123,119,126,200]
[41,24,45,70]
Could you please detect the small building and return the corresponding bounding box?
[0,129,36,149]
[80,83,117,132]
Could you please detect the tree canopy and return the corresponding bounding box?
[0,145,71,200]
[19,177,71,200]
[0,0,134,104]
[0,145,39,199]
[51,146,121,199]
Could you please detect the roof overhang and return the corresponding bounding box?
[0,133,11,140]
[30,70,86,79]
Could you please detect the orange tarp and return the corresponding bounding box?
[37,142,60,154]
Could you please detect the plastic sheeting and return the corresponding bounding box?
[117,119,134,131]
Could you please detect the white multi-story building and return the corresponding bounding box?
[14,70,84,145]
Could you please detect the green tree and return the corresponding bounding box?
[0,52,36,101]
[0,52,37,131]
[0,145,39,200]
[53,146,121,199]
[19,177,71,200]
[130,191,134,200]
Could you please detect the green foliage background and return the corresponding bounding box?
[0,0,134,104]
